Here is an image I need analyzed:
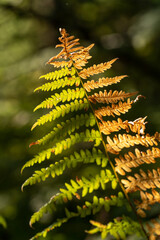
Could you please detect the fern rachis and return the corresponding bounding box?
[22,28,160,240]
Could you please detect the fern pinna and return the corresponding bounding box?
[22,29,160,240]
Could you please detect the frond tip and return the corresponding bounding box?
[47,28,94,69]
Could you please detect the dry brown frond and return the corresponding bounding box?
[146,217,160,240]
[115,147,160,175]
[135,190,160,218]
[127,117,147,135]
[71,44,94,69]
[71,44,94,61]
[47,28,82,63]
[88,90,137,104]
[121,168,160,193]
[84,75,127,92]
[99,117,147,135]
[49,60,73,68]
[99,118,125,135]
[106,133,158,153]
[154,132,160,142]
[79,58,118,79]
[95,99,133,120]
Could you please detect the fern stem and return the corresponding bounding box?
[72,63,148,239]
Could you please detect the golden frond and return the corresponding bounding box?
[95,98,133,120]
[106,133,158,153]
[79,58,118,79]
[84,75,127,92]
[99,117,147,135]
[121,168,160,193]
[115,147,160,175]
[88,90,137,104]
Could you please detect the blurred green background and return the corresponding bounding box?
[0,0,160,239]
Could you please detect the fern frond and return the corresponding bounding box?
[154,131,160,142]
[48,129,102,156]
[84,75,127,92]
[21,148,54,173]
[134,190,160,218]
[99,118,125,135]
[33,113,96,146]
[29,169,117,226]
[146,216,160,240]
[30,193,128,240]
[115,147,160,175]
[22,148,108,189]
[48,60,73,68]
[39,67,76,81]
[31,99,89,130]
[99,117,147,135]
[76,193,128,217]
[87,216,144,239]
[24,29,160,240]
[34,88,85,111]
[121,168,160,193]
[50,129,102,154]
[106,133,158,153]
[127,117,147,134]
[23,129,102,173]
[30,217,70,240]
[95,98,133,120]
[79,58,118,79]
[88,90,137,104]
[34,76,81,92]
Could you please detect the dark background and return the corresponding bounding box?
[0,0,160,239]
